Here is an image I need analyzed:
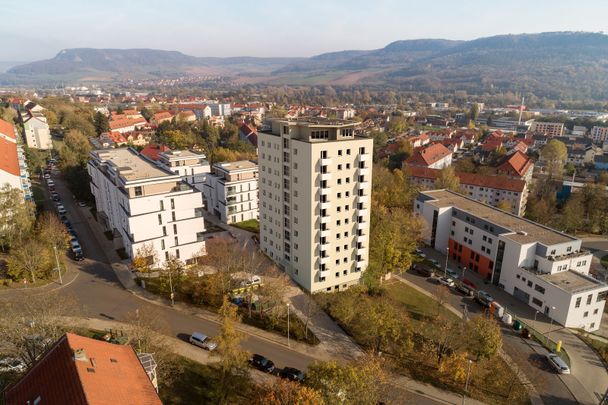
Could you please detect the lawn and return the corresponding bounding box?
[231,219,260,234]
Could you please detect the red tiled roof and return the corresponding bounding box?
[140,144,170,161]
[109,117,147,130]
[407,166,525,192]
[5,333,161,405]
[407,143,452,167]
[498,150,533,177]
[0,137,19,178]
[0,118,17,140]
[152,111,173,121]
[107,131,127,144]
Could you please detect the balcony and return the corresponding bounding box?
[358,209,369,218]
[357,247,368,256]
[320,201,331,210]
[357,234,368,243]
[321,158,332,166]
[357,195,369,204]
[320,229,331,238]
[321,215,331,224]
[320,187,330,195]
[359,154,370,162]
[356,221,367,230]
[321,172,331,181]
[358,167,370,176]
[320,256,330,265]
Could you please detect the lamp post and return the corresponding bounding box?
[444,247,450,277]
[167,263,175,306]
[462,359,473,405]
[534,310,540,322]
[549,306,556,329]
[53,245,63,285]
[287,303,291,348]
[461,266,466,279]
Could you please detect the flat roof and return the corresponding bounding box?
[420,189,575,245]
[161,150,205,159]
[93,148,174,182]
[540,270,606,294]
[214,160,257,172]
[273,117,356,127]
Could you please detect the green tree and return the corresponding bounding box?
[434,166,461,191]
[0,185,35,251]
[469,103,480,121]
[466,315,503,360]
[561,193,585,233]
[6,238,51,282]
[541,139,567,180]
[93,111,110,135]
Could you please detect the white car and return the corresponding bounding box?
[438,276,455,287]
[189,332,217,351]
[546,353,570,374]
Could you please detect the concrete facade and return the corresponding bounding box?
[415,189,608,331]
[157,149,210,192]
[259,118,373,293]
[88,148,206,266]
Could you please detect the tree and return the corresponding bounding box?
[469,103,480,121]
[466,315,502,360]
[36,212,70,252]
[434,166,461,192]
[6,238,52,282]
[561,193,585,233]
[93,111,110,135]
[216,296,249,405]
[0,292,77,367]
[496,200,512,212]
[541,139,567,180]
[0,185,36,251]
[256,379,324,405]
[598,171,608,186]
[132,243,158,273]
[305,356,387,405]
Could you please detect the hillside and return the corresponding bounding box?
[4,32,608,99]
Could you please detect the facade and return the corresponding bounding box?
[259,118,373,293]
[530,121,564,137]
[415,190,608,331]
[0,118,31,199]
[203,160,258,224]
[157,149,210,192]
[496,151,534,182]
[88,148,206,266]
[407,143,453,169]
[4,333,161,405]
[21,111,52,149]
[407,166,528,216]
[590,126,608,143]
[208,103,232,116]
[109,117,148,134]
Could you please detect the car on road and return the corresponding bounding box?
[412,264,434,277]
[462,278,478,290]
[280,367,305,382]
[438,276,455,287]
[475,290,494,307]
[189,332,217,351]
[43,173,51,179]
[415,248,426,259]
[546,353,570,374]
[57,206,67,216]
[429,259,440,267]
[455,283,475,296]
[0,357,26,373]
[70,241,84,261]
[249,354,275,373]
[446,268,460,280]
[46,179,55,187]
[52,195,61,202]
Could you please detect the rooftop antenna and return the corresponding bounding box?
[518,96,525,125]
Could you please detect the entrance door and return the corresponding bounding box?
[513,287,530,304]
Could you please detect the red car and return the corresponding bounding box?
[462,278,478,290]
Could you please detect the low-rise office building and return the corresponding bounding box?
[88,148,206,266]
[415,189,607,331]
[203,160,258,224]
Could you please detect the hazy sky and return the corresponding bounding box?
[1,0,606,61]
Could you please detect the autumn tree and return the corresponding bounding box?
[541,139,567,180]
[216,296,250,405]
[36,211,70,252]
[0,185,35,250]
[132,243,158,273]
[305,355,387,405]
[560,193,585,233]
[6,238,52,282]
[434,166,461,192]
[466,315,503,360]
[256,379,324,405]
[496,200,512,212]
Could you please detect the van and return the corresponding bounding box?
[546,353,570,374]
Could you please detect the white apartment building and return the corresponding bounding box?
[259,118,373,293]
[0,119,27,195]
[21,111,52,150]
[88,148,206,266]
[415,190,608,331]
[207,103,232,117]
[530,121,564,137]
[590,126,608,143]
[203,160,258,224]
[156,150,210,192]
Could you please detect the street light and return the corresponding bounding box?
[461,266,466,279]
[53,245,63,285]
[462,359,473,405]
[549,306,556,329]
[287,303,291,348]
[444,247,450,277]
[534,310,540,322]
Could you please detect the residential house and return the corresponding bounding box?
[157,149,210,192]
[407,143,453,169]
[151,111,174,127]
[176,110,196,123]
[20,109,52,150]
[496,151,534,182]
[140,144,171,162]
[4,333,162,405]
[238,123,258,148]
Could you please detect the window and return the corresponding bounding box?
[176,249,180,259]
[584,311,589,318]
[170,198,175,209]
[158,214,162,225]
[173,224,177,234]
[160,200,164,210]
[516,274,520,279]
[483,235,487,241]
[575,297,582,308]
[161,239,165,250]
[338,164,342,170]
[534,285,546,294]
[171,212,176,221]
[527,281,533,287]
[532,297,543,307]
[347,149,351,155]
[335,272,339,278]
[594,308,599,315]
[174,236,179,246]
[134,186,143,196]
[587,294,593,305]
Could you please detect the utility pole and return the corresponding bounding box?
[444,247,450,277]
[53,245,63,285]
[287,303,291,348]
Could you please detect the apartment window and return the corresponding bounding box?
[483,235,487,241]
[171,211,176,221]
[516,274,520,279]
[594,308,599,315]
[173,224,177,234]
[488,238,493,243]
[134,186,143,196]
[174,236,178,246]
[532,297,543,307]
[527,280,533,287]
[165,251,169,260]
[347,149,351,155]
[158,214,162,225]
[170,198,175,209]
[359,147,366,154]
[161,239,165,250]
[345,191,350,197]
[346,163,350,169]
[584,311,589,318]
[534,285,545,294]
[567,246,572,252]
[338,164,342,170]
[575,297,582,308]
[162,226,167,236]
[487,249,491,255]
[176,249,180,259]
[160,200,164,210]
[338,150,343,156]
[587,294,593,305]
[337,192,341,198]
[337,179,342,185]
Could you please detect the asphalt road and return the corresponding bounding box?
[45,173,317,373]
[401,267,577,404]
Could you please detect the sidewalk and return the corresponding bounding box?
[424,247,608,405]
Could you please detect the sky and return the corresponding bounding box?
[1,0,607,61]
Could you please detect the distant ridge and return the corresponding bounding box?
[4,32,608,99]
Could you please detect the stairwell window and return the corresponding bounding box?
[134,186,143,196]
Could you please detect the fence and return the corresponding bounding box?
[513,316,571,367]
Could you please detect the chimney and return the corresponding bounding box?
[73,348,88,362]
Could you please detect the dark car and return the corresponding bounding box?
[455,283,474,297]
[412,264,434,277]
[280,367,305,382]
[249,354,275,373]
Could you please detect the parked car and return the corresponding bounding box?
[546,353,570,374]
[58,207,67,216]
[280,367,305,382]
[189,332,217,351]
[412,264,434,277]
[43,173,51,179]
[438,276,455,287]
[462,278,478,290]
[429,259,440,268]
[249,354,275,373]
[70,241,84,261]
[240,275,262,287]
[415,248,426,259]
[455,283,475,296]
[475,290,494,307]
[446,268,460,280]
[46,179,55,187]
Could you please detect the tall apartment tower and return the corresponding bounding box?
[259,118,373,293]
